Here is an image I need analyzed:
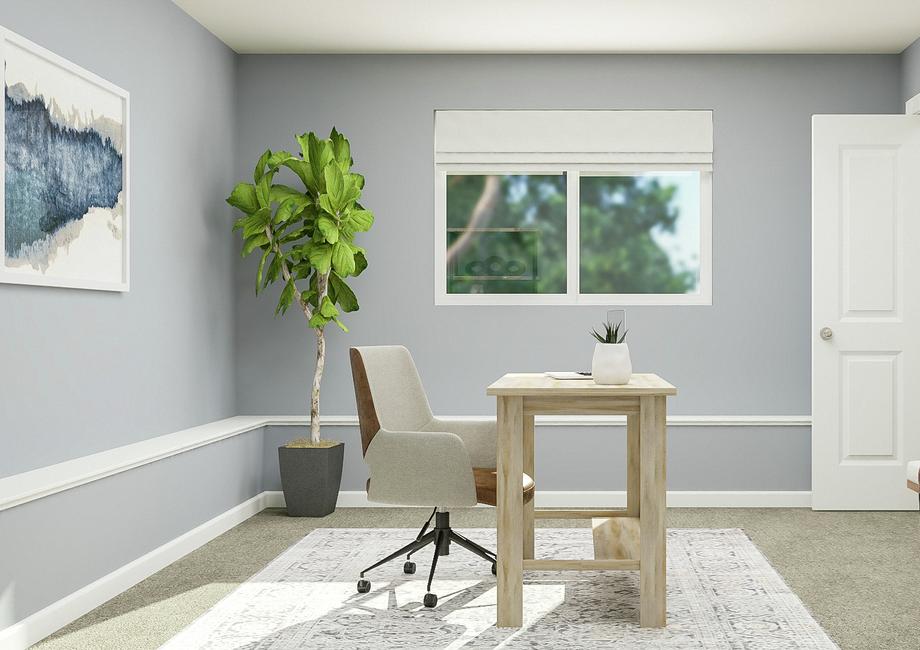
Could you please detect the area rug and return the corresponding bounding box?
[161,528,838,649]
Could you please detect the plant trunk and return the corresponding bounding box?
[310,272,330,444]
[311,328,325,443]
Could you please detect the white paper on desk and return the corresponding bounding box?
[544,371,593,380]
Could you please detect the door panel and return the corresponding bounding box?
[812,115,920,510]
[841,147,898,315]
[840,353,897,459]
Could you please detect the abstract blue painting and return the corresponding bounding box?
[1,28,129,291]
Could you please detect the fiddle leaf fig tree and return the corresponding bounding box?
[227,128,373,444]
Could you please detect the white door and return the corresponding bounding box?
[812,115,920,510]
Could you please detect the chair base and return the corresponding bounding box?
[356,509,497,607]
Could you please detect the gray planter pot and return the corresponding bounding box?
[278,442,344,517]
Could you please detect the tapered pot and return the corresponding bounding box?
[278,442,344,517]
[592,342,632,385]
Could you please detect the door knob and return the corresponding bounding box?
[820,327,833,341]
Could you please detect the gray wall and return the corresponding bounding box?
[262,423,811,493]
[903,37,920,102]
[0,429,263,628]
[236,54,901,490]
[0,0,242,633]
[0,0,238,477]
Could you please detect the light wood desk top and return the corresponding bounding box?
[487,372,677,397]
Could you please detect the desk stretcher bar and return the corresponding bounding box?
[522,516,641,572]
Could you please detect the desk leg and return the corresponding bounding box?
[639,395,667,628]
[626,414,640,517]
[496,395,524,628]
[523,413,535,560]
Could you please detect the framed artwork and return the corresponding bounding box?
[0,27,129,292]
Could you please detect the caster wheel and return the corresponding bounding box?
[403,561,416,574]
[423,592,438,608]
[356,579,371,594]
[491,563,497,576]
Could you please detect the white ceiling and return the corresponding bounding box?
[173,0,920,55]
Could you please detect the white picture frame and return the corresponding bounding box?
[0,26,130,292]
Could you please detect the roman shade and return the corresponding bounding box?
[434,110,713,166]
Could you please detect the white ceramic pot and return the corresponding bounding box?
[592,342,632,385]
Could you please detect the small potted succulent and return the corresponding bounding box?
[591,320,632,385]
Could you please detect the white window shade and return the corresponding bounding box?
[434,110,713,166]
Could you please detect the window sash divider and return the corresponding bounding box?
[566,169,580,299]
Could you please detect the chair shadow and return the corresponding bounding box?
[228,572,640,649]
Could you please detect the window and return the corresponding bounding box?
[447,174,566,295]
[434,111,712,305]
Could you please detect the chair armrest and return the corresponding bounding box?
[365,429,478,507]
[426,417,497,469]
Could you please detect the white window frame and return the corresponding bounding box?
[435,163,712,306]
[434,110,713,306]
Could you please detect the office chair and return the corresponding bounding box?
[349,345,535,607]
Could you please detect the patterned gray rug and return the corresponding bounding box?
[161,528,837,649]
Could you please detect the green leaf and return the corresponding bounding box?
[333,317,348,332]
[295,241,314,257]
[342,175,361,206]
[267,150,295,168]
[274,199,298,226]
[319,295,339,318]
[270,184,304,204]
[324,164,345,209]
[318,194,337,216]
[308,133,333,192]
[291,261,313,280]
[329,273,359,312]
[242,233,268,257]
[281,226,311,244]
[282,158,314,189]
[266,255,282,285]
[253,149,271,184]
[308,244,333,273]
[256,176,272,208]
[307,273,320,307]
[353,251,368,276]
[227,183,259,214]
[331,240,355,276]
[308,312,329,329]
[275,280,298,316]
[348,209,374,232]
[256,249,270,294]
[317,216,339,244]
[295,133,311,159]
[330,127,351,172]
[241,209,271,238]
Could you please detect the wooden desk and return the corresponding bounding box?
[487,373,677,628]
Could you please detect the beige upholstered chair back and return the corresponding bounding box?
[350,346,434,454]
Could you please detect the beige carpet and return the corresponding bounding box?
[34,508,920,650]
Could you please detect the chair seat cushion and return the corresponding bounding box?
[473,468,535,506]
[908,460,920,492]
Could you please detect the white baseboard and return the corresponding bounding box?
[269,489,812,509]
[0,493,269,650]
